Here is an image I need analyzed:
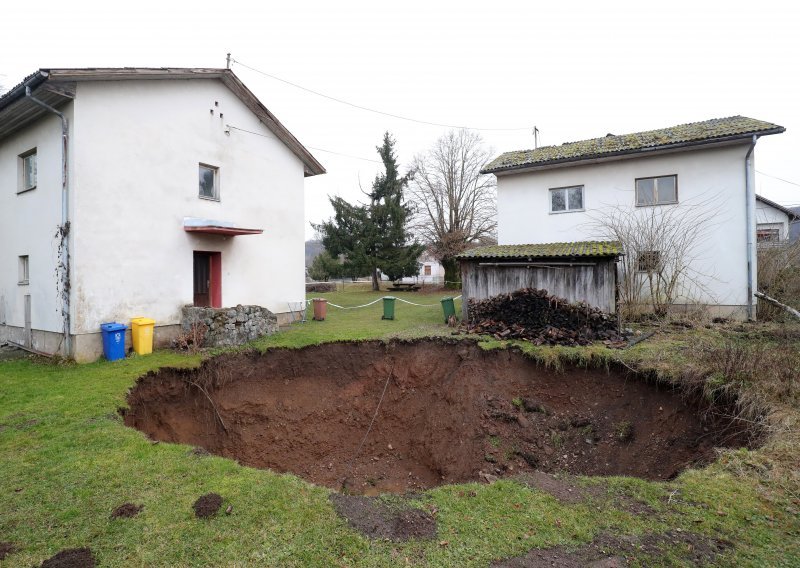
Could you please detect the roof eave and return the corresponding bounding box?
[0,68,326,176]
[756,194,800,221]
[0,70,50,114]
[482,128,787,175]
[460,254,620,261]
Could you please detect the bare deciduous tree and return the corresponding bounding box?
[408,129,497,286]
[587,197,722,318]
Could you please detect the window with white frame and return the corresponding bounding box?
[19,149,37,193]
[18,255,29,285]
[549,185,584,213]
[635,175,677,206]
[199,164,219,200]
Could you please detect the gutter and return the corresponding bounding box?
[25,86,71,357]
[745,135,757,321]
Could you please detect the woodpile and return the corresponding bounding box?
[462,288,625,347]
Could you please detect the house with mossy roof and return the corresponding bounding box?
[473,116,785,319]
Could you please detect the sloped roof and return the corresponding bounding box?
[756,195,800,221]
[483,116,785,174]
[457,241,622,260]
[0,68,325,177]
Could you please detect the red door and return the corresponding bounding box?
[193,252,222,308]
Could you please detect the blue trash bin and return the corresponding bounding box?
[100,322,127,361]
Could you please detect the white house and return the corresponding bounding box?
[416,250,445,283]
[755,194,798,245]
[481,116,785,319]
[0,68,324,361]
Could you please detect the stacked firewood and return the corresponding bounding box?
[462,288,625,346]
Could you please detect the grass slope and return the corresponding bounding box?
[1,287,798,566]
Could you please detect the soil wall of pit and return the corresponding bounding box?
[123,340,753,494]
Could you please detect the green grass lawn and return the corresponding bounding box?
[1,287,798,566]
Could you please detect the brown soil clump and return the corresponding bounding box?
[0,542,17,560]
[492,531,731,567]
[329,494,436,541]
[123,339,756,494]
[40,548,96,568]
[110,503,143,519]
[193,493,223,518]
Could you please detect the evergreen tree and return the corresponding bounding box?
[308,250,343,281]
[314,133,423,290]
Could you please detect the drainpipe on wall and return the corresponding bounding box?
[25,86,71,357]
[744,134,757,321]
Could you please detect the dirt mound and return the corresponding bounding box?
[329,494,437,541]
[0,542,17,560]
[193,493,223,518]
[491,530,731,567]
[464,288,624,346]
[123,339,755,494]
[41,548,96,568]
[110,503,143,519]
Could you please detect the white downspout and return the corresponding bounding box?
[25,86,71,357]
[744,135,757,321]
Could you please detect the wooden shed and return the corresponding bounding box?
[457,241,622,319]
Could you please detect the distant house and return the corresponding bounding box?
[0,67,324,361]
[417,250,445,283]
[755,195,799,246]
[470,116,785,320]
[391,250,445,285]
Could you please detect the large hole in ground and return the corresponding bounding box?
[123,339,757,494]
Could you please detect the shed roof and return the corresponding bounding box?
[483,116,784,174]
[0,68,325,177]
[457,241,622,260]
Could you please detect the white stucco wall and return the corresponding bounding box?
[755,199,790,240]
[69,78,308,336]
[496,144,754,308]
[0,106,71,340]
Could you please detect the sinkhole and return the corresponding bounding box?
[122,339,756,494]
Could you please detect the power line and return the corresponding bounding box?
[226,125,381,163]
[231,57,533,132]
[756,170,800,188]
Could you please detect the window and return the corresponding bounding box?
[199,164,219,200]
[756,227,781,243]
[637,251,661,272]
[636,175,677,206]
[549,185,584,213]
[424,265,432,276]
[18,255,29,285]
[19,149,37,193]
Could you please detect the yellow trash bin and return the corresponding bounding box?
[130,317,155,355]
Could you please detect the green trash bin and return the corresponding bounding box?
[382,296,396,320]
[441,297,456,323]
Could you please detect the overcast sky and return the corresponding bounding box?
[2,0,798,239]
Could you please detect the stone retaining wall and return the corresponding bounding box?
[181,305,278,347]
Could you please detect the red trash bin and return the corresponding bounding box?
[313,298,328,321]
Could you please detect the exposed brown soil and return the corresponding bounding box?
[0,542,17,560]
[40,548,96,568]
[110,503,143,519]
[123,339,755,494]
[491,530,731,567]
[193,493,223,518]
[329,494,437,541]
